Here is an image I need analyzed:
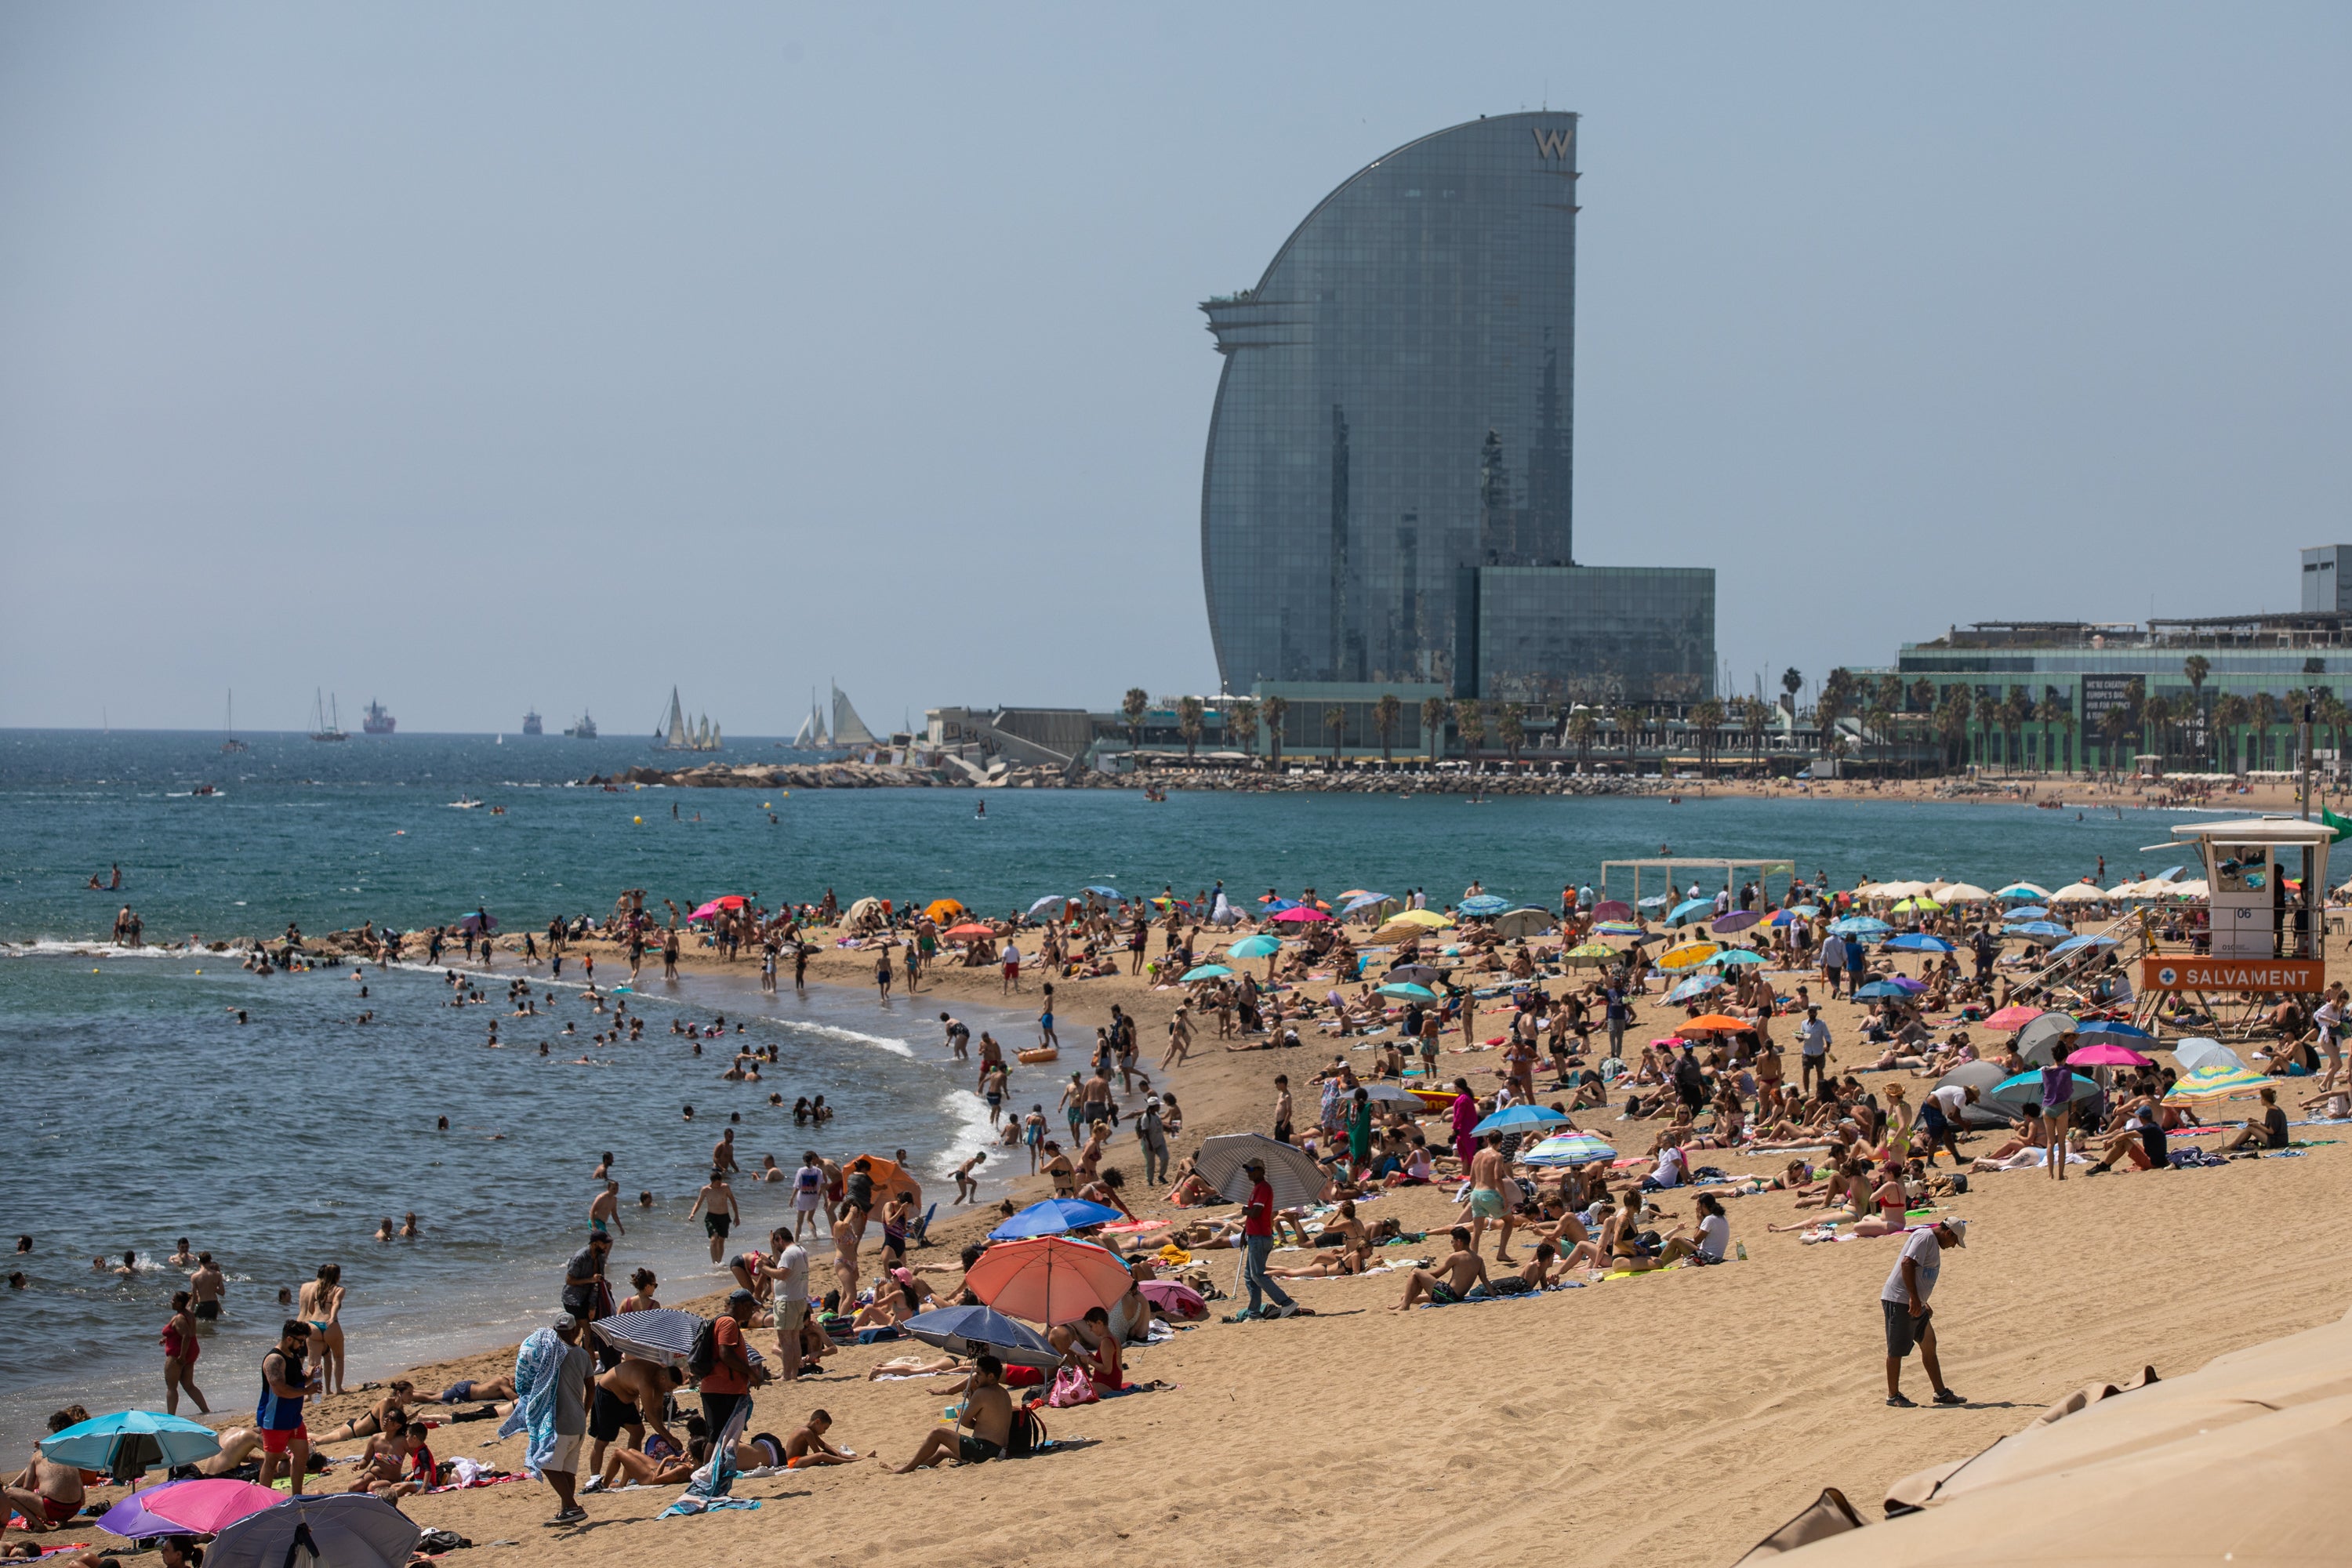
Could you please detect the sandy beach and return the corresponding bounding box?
[20,902,2345,1568]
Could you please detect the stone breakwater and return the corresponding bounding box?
[590,760,1669,795]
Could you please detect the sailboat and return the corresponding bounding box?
[791,688,829,749]
[221,691,248,753]
[652,687,722,751]
[831,681,878,749]
[310,690,348,742]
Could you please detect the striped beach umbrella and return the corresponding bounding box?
[2163,1064,2274,1105]
[1520,1131,1617,1166]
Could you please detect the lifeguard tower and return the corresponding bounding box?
[2141,816,2332,998]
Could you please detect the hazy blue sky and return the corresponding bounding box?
[4,4,2347,735]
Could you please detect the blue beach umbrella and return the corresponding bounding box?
[1341,893,1391,915]
[1831,916,1892,938]
[903,1304,1064,1367]
[2006,906,2050,921]
[989,1198,1126,1240]
[1996,884,2049,901]
[41,1410,219,1479]
[2048,934,2119,960]
[1668,898,1714,926]
[1472,1104,1571,1135]
[1459,895,1510,916]
[1664,974,1724,1004]
[1081,885,1120,898]
[1028,895,1072,916]
[1181,964,1233,982]
[1990,1069,2100,1107]
[1884,932,1956,954]
[1226,934,1280,958]
[1855,980,1912,1000]
[1708,948,1766,967]
[2004,920,2074,944]
[1377,982,1439,1000]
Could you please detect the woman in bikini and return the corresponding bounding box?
[299,1264,347,1396]
[161,1292,209,1415]
[317,1380,420,1445]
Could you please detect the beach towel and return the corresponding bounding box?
[659,1396,753,1517]
[496,1327,567,1480]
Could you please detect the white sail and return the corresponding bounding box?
[662,688,688,748]
[832,681,878,747]
[793,708,819,746]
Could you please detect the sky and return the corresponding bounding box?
[3,3,2349,735]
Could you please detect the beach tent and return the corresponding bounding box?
[845,896,883,922]
[202,1494,418,1568]
[1742,1304,2352,1566]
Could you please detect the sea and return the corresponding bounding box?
[0,727,2212,1447]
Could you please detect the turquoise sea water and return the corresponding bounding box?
[0,728,2200,1448]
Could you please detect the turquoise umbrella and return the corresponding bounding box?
[1181,964,1233,982]
[1226,934,1280,958]
[1377,981,1439,1000]
[42,1410,220,1480]
[1472,1104,1570,1135]
[1708,948,1766,967]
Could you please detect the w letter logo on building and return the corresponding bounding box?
[1531,128,1573,159]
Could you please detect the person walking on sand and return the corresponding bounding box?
[255,1319,321,1494]
[1234,1157,1300,1321]
[875,946,894,1001]
[1882,1219,1966,1407]
[2040,1041,2075,1182]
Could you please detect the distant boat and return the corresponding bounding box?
[831,681,878,748]
[221,691,248,753]
[310,690,348,742]
[652,686,723,751]
[362,699,396,735]
[791,688,830,750]
[522,709,544,736]
[564,710,600,740]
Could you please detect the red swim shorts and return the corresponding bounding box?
[261,1425,309,1454]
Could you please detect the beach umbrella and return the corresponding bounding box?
[1889,896,1942,914]
[1362,1082,1423,1106]
[1459,894,1510,916]
[1780,904,1823,920]
[99,1479,283,1541]
[1668,897,1715,926]
[2016,1012,2082,1065]
[688,900,725,922]
[1657,941,1721,971]
[1592,900,1633,921]
[924,898,965,923]
[454,911,498,934]
[1386,962,1441,984]
[988,1198,1125,1241]
[1887,975,1926,993]
[1593,920,1646,937]
[1472,1104,1571,1135]
[1708,948,1766,967]
[963,1236,1134,1327]
[1563,943,1617,967]
[1271,906,1330,924]
[1388,909,1454,928]
[1991,1069,2100,1107]
[1519,1131,1617,1166]
[1855,980,1913,1000]
[1878,880,1933,900]
[1377,981,1439,1000]
[1028,894,1073,917]
[1664,974,1724,1004]
[1262,898,1298,913]
[1831,916,1892,938]
[2006,905,2051,921]
[2163,1063,2274,1105]
[2049,883,2107,905]
[589,1307,704,1368]
[2171,1037,2243,1074]
[1712,909,1762,933]
[1181,964,1233,982]
[1192,1132,1330,1210]
[1884,933,1956,953]
[1135,1279,1209,1322]
[1225,934,1280,958]
[1997,883,2052,900]
[1940,883,1994,902]
[2048,934,2118,960]
[2074,1022,2154,1049]
[1682,1013,1754,1033]
[1341,893,1392,916]
[41,1410,219,1480]
[2005,920,2073,942]
[2067,1041,2154,1069]
[202,1493,417,1568]
[1081,884,1120,898]
[1637,894,1671,908]
[943,922,995,939]
[901,1304,1062,1368]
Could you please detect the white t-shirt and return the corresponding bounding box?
[1929,1084,1969,1123]
[1880,1227,1942,1305]
[772,1243,810,1305]
[1651,1145,1686,1188]
[1799,1018,1831,1058]
[1696,1212,1730,1261]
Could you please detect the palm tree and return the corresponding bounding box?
[1935,688,1971,772]
[1818,668,1857,754]
[1226,697,1259,758]
[1263,694,1290,771]
[1780,667,1803,718]
[1176,695,1204,759]
[1972,693,2000,769]
[2053,706,2077,775]
[2035,691,2065,775]
[2324,696,2350,782]
[1862,691,1893,776]
[2098,707,2131,780]
[1568,707,1599,770]
[1121,688,1149,748]
[2211,693,2247,774]
[1322,705,1347,770]
[1691,697,1725,778]
[1613,706,1641,774]
[1454,699,1486,771]
[1497,702,1526,768]
[1372,692,1401,766]
[2002,686,2032,775]
[2142,693,2172,771]
[2183,655,2211,768]
[2253,691,2280,772]
[1420,695,1450,765]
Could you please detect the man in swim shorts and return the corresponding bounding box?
[4,1411,89,1530]
[190,1253,224,1319]
[690,1170,739,1263]
[1391,1228,1490,1309]
[255,1319,321,1494]
[1465,1133,1515,1259]
[892,1356,1012,1469]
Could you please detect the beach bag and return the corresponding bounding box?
[686,1316,717,1379]
[1045,1366,1100,1408]
[1007,1406,1047,1457]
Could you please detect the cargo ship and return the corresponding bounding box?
[362,699,396,735]
[522,709,543,735]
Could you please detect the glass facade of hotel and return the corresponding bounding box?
[1468,566,1715,706]
[1200,113,1582,693]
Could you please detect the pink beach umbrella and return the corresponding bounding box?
[1270,906,1331,924]
[2065,1042,2154,1068]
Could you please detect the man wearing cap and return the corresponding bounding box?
[1236,1158,1299,1320]
[541,1313,594,1526]
[1882,1218,1966,1407]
